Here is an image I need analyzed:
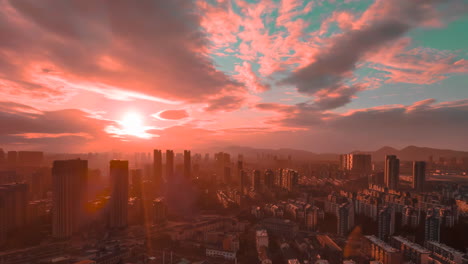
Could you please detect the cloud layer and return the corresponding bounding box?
[0,0,467,152]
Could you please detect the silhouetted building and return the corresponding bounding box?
[153,149,162,185]
[109,160,128,229]
[52,159,88,239]
[378,206,395,242]
[252,170,261,190]
[184,150,191,179]
[131,169,143,199]
[17,151,43,167]
[7,151,17,167]
[238,160,244,191]
[0,183,28,245]
[264,169,274,188]
[412,161,426,192]
[153,198,167,224]
[215,152,231,184]
[385,155,399,190]
[166,150,174,179]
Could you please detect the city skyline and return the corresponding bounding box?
[0,0,468,263]
[0,0,467,153]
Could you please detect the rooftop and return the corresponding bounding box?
[365,236,398,253]
[392,236,430,254]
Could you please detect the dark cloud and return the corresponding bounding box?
[256,99,468,151]
[0,101,113,149]
[0,0,243,103]
[281,0,464,110]
[204,95,246,112]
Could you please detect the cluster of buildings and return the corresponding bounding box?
[361,235,467,264]
[251,199,324,232]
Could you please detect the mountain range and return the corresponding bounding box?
[219,145,468,162]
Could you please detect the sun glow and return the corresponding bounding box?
[115,111,153,139]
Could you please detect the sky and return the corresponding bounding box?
[0,0,467,153]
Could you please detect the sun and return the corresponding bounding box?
[118,111,152,138]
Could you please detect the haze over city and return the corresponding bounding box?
[1,0,468,264]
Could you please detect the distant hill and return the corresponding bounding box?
[355,145,468,161]
[208,145,468,162]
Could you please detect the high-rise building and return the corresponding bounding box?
[378,206,395,241]
[341,154,372,176]
[306,206,319,231]
[402,206,419,228]
[252,170,261,190]
[384,155,400,190]
[0,148,5,165]
[425,208,441,242]
[340,154,350,171]
[153,149,162,184]
[274,168,283,187]
[237,160,243,191]
[17,151,43,167]
[350,154,372,175]
[131,169,143,199]
[7,151,17,167]
[184,150,191,179]
[52,159,88,239]
[412,161,426,192]
[153,198,167,224]
[0,183,28,245]
[215,152,231,184]
[337,202,354,237]
[109,160,129,229]
[281,169,298,191]
[264,169,274,188]
[166,150,174,179]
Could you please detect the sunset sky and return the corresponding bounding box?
[1,0,467,153]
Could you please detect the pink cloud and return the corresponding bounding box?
[156,109,189,120]
[234,62,270,93]
[0,0,244,107]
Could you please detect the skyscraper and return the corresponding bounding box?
[384,155,400,190]
[425,208,441,242]
[109,160,129,229]
[0,183,28,246]
[131,169,143,199]
[166,150,174,179]
[238,160,244,191]
[378,206,395,241]
[412,161,426,192]
[52,159,88,239]
[153,149,162,184]
[184,150,191,179]
[340,154,372,176]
